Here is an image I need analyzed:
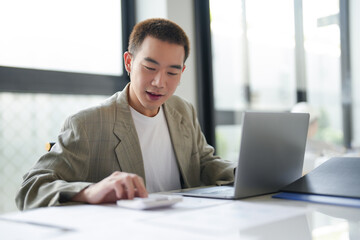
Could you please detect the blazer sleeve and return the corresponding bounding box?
[15,115,93,210]
[189,104,237,186]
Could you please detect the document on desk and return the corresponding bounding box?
[0,196,308,240]
[0,194,229,233]
[0,204,164,231]
[140,199,307,236]
[0,217,73,240]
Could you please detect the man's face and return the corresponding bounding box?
[124,36,186,117]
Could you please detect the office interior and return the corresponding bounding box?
[0,0,359,231]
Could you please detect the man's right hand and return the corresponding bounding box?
[72,171,148,204]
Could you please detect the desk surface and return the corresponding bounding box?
[1,194,359,240]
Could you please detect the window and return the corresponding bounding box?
[205,0,353,160]
[351,0,360,147]
[0,93,107,213]
[0,0,134,95]
[303,0,343,145]
[209,0,296,160]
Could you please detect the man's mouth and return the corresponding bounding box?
[146,91,164,100]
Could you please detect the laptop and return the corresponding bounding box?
[175,111,309,199]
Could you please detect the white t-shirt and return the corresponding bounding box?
[130,106,181,193]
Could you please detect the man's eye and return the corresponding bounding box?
[167,72,178,76]
[144,66,155,71]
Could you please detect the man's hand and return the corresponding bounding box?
[72,171,148,204]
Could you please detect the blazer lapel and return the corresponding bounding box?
[163,102,192,187]
[113,85,146,181]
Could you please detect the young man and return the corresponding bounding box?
[16,18,236,210]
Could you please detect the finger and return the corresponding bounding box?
[113,178,124,199]
[133,176,148,198]
[122,175,136,199]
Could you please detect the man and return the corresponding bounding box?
[16,18,236,210]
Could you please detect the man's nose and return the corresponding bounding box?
[152,71,166,88]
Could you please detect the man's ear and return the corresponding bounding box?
[124,51,132,73]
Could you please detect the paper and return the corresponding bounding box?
[139,200,307,236]
[0,195,307,240]
[0,218,73,240]
[1,204,162,231]
[0,194,230,231]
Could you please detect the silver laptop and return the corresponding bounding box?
[175,111,309,199]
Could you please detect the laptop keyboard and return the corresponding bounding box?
[183,186,234,196]
[202,188,234,195]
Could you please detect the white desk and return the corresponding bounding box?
[1,194,359,240]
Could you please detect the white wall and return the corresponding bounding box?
[135,0,197,108]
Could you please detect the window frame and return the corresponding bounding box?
[194,0,216,148]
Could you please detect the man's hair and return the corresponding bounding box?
[128,18,190,63]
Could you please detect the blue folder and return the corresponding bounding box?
[273,192,360,208]
[272,157,360,208]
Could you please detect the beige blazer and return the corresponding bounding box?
[16,84,236,210]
